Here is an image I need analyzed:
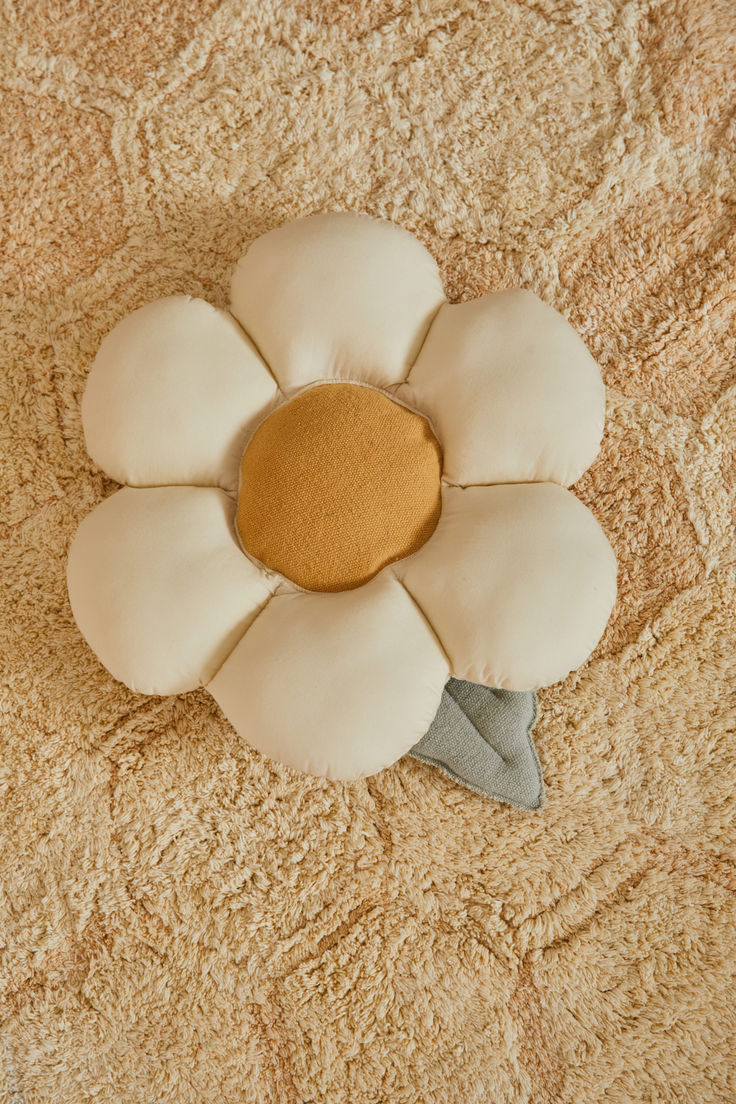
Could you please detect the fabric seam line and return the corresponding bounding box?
[201,588,280,689]
[401,297,446,383]
[227,307,284,397]
[409,692,543,808]
[391,572,454,673]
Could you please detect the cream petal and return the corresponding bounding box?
[206,573,449,781]
[395,484,617,690]
[229,213,446,391]
[67,487,275,695]
[399,290,605,487]
[82,296,278,490]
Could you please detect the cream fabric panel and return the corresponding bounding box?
[230,212,446,391]
[395,483,617,690]
[67,486,275,695]
[399,290,605,487]
[207,573,449,780]
[83,297,278,490]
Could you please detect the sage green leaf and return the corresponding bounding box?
[409,679,543,809]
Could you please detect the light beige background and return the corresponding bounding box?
[1,1,735,1101]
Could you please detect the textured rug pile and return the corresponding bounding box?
[2,1,735,1101]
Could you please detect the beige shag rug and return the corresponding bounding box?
[2,1,736,1100]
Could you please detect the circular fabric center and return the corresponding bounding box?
[236,383,442,592]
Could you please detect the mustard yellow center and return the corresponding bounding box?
[236,383,442,592]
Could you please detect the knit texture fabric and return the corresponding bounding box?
[410,681,542,809]
[236,383,442,591]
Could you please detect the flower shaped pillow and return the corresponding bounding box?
[68,213,616,784]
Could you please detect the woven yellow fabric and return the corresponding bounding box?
[236,383,442,591]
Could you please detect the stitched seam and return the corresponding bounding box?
[112,480,237,491]
[442,688,512,767]
[201,589,282,688]
[391,572,453,672]
[112,308,286,495]
[409,692,543,808]
[403,297,447,380]
[226,308,284,397]
[409,751,543,809]
[233,379,444,593]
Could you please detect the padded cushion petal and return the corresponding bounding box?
[67,487,275,695]
[395,483,617,690]
[83,296,278,490]
[229,213,446,391]
[398,289,605,487]
[207,573,449,780]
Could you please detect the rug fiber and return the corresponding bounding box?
[1,1,735,1101]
